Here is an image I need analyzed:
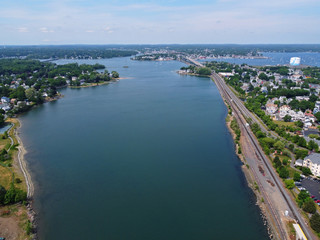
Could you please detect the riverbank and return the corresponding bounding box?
[0,118,36,240]
[68,77,127,89]
[223,101,278,239]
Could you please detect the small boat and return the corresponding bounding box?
[123,66,129,68]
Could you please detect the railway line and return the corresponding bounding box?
[212,72,314,240]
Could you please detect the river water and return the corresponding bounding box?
[20,57,270,239]
[202,52,320,66]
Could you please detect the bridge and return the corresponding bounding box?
[177,55,204,67]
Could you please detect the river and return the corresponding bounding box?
[20,57,269,239]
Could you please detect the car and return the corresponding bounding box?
[295,182,302,186]
[311,195,315,198]
[317,200,320,203]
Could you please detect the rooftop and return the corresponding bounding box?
[304,153,320,165]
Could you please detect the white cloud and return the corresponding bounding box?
[40,27,54,33]
[17,27,28,32]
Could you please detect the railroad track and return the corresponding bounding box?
[212,73,314,240]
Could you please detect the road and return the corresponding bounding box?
[212,72,315,240]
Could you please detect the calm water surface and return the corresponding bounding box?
[202,52,320,66]
[20,57,269,239]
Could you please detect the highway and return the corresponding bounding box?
[212,72,315,240]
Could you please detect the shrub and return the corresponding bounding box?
[310,213,320,233]
[285,179,295,189]
[293,172,301,182]
[303,199,316,214]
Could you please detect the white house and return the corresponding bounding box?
[266,103,278,115]
[279,105,291,119]
[303,153,320,176]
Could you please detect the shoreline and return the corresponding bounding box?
[223,101,275,239]
[14,119,34,198]
[0,118,37,239]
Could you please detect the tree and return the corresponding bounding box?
[4,184,16,205]
[303,199,316,214]
[283,114,292,122]
[302,167,312,176]
[25,87,37,102]
[0,184,6,204]
[284,179,295,189]
[16,86,26,101]
[310,213,320,233]
[315,112,320,122]
[279,167,289,179]
[298,190,310,202]
[111,71,119,78]
[258,73,269,80]
[0,113,4,126]
[274,141,285,151]
[308,140,318,151]
[273,156,282,168]
[295,121,304,128]
[293,172,301,182]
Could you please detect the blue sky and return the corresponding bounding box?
[1,0,320,45]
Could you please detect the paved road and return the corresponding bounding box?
[212,73,316,240]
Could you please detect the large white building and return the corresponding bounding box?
[302,153,320,176]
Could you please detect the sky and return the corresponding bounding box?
[1,0,320,45]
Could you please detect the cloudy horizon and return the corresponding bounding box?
[1,0,320,45]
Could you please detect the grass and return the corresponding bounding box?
[0,164,13,189]
[274,120,295,127]
[0,118,26,191]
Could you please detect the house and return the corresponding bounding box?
[1,97,10,104]
[218,72,234,77]
[261,86,268,94]
[266,103,278,115]
[303,153,320,176]
[294,159,303,167]
[279,105,291,119]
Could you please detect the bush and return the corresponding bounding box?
[303,199,316,214]
[302,167,312,176]
[15,178,22,184]
[279,167,289,179]
[273,157,282,168]
[310,213,320,233]
[285,179,295,189]
[293,172,301,182]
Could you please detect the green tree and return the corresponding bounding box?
[298,190,310,202]
[25,87,37,102]
[4,184,16,204]
[274,141,285,151]
[310,213,320,233]
[0,184,6,204]
[111,71,119,78]
[294,121,304,128]
[279,167,289,179]
[315,112,320,122]
[284,179,295,189]
[308,140,319,151]
[283,114,292,122]
[293,172,301,182]
[196,67,211,76]
[273,156,282,168]
[303,199,316,214]
[302,167,312,176]
[0,113,4,126]
[16,86,26,101]
[258,73,269,80]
